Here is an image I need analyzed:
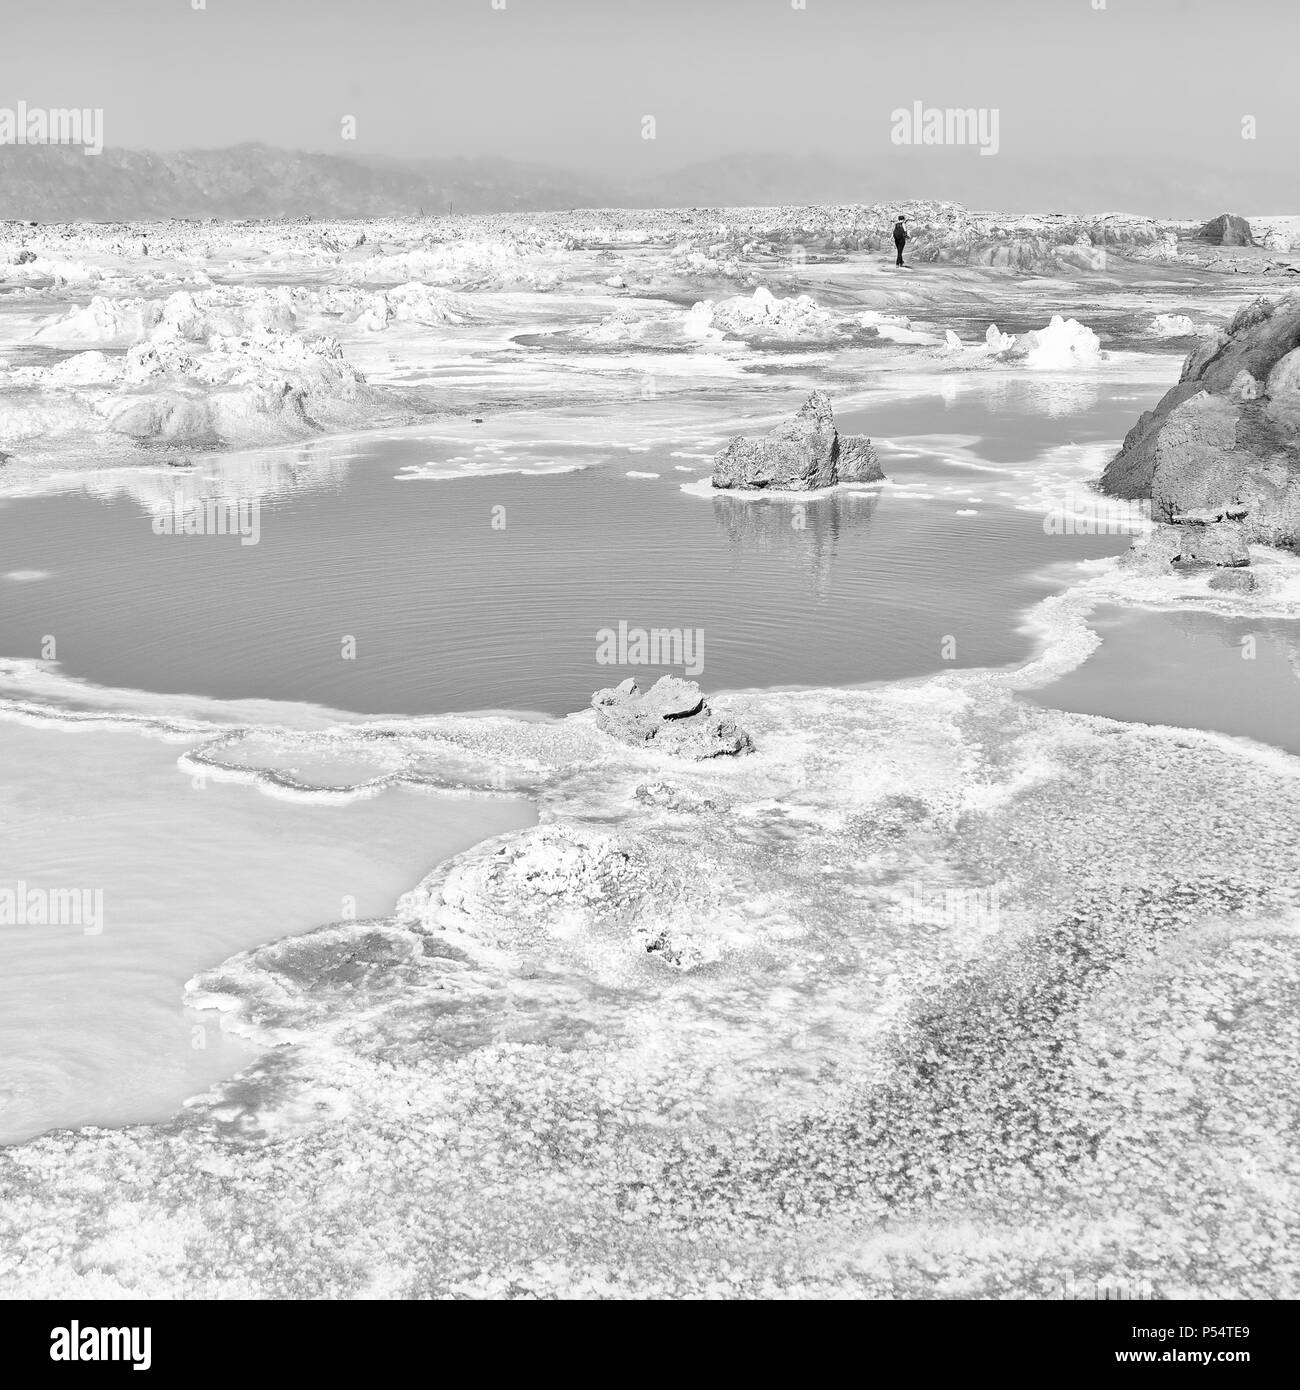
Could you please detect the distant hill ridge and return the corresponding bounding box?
[0,142,1285,222]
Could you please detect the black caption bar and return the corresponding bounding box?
[0,1298,1287,1375]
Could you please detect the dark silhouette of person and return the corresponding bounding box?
[893,217,908,267]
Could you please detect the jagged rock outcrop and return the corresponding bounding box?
[712,391,836,490]
[836,433,883,482]
[1099,292,1300,548]
[1141,506,1251,569]
[711,390,883,490]
[1173,519,1250,567]
[1199,214,1254,247]
[591,677,754,758]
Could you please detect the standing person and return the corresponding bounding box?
[893,216,908,267]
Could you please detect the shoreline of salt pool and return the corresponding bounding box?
[0,716,538,1146]
[4,645,1298,1297]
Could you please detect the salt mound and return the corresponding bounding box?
[704,286,840,339]
[1148,313,1199,339]
[383,281,471,326]
[1017,315,1104,370]
[671,243,742,277]
[985,323,1016,352]
[33,287,300,348]
[571,305,723,346]
[1251,216,1300,253]
[33,295,158,347]
[3,256,103,289]
[341,237,566,291]
[45,351,122,386]
[152,288,298,342]
[859,310,941,345]
[99,329,381,445]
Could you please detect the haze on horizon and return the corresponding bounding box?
[0,0,1295,214]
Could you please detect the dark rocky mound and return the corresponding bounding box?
[1198,213,1254,247]
[591,677,754,759]
[1099,292,1300,549]
[711,390,883,491]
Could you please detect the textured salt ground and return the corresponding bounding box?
[3,233,1298,1295]
[1,678,1296,1298]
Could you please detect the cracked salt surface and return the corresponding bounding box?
[2,548,1299,1295]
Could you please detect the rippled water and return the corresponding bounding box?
[0,382,1154,717]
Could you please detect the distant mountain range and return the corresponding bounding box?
[0,142,1288,222]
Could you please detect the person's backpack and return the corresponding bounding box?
[894,222,908,243]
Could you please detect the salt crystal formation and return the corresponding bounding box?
[591,677,754,758]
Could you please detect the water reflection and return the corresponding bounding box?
[1162,608,1300,685]
[712,487,882,600]
[72,439,359,523]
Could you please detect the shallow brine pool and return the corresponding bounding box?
[0,380,1158,718]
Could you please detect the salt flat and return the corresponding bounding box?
[1,206,1298,1298]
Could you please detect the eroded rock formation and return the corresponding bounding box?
[711,390,883,491]
[1100,292,1300,549]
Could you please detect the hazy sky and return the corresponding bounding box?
[1,0,1294,186]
